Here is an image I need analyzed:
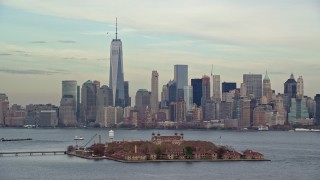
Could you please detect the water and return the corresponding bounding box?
[0,128,319,180]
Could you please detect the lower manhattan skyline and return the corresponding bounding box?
[1,0,320,106]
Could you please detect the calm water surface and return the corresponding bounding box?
[0,128,319,180]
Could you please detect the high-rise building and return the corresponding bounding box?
[77,85,80,120]
[81,80,97,124]
[240,83,247,97]
[161,85,169,108]
[169,99,186,122]
[0,94,9,126]
[96,106,123,127]
[109,19,125,107]
[167,80,177,105]
[151,71,159,115]
[284,73,297,99]
[239,98,251,128]
[39,110,58,127]
[203,100,216,121]
[315,94,320,125]
[124,81,131,107]
[212,75,221,101]
[263,71,272,103]
[201,75,210,106]
[297,76,304,97]
[62,81,77,114]
[288,96,309,123]
[6,104,26,127]
[135,89,151,121]
[174,65,188,100]
[191,79,202,107]
[184,86,193,112]
[243,74,262,100]
[96,85,113,107]
[59,95,77,126]
[222,82,237,93]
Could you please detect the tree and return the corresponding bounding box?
[185,146,193,155]
[91,144,105,156]
[67,145,74,152]
[217,146,227,159]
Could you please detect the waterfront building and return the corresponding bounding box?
[243,74,262,100]
[222,82,236,93]
[191,78,202,107]
[253,105,272,127]
[232,91,241,120]
[135,89,151,121]
[77,85,80,120]
[220,101,233,120]
[288,96,309,124]
[129,109,139,127]
[174,65,188,100]
[192,106,202,122]
[25,104,58,126]
[96,85,113,107]
[263,71,272,103]
[169,99,186,122]
[81,80,97,125]
[109,19,125,107]
[39,110,58,127]
[184,85,193,112]
[6,104,26,127]
[62,80,77,114]
[212,75,221,101]
[306,97,316,118]
[297,76,304,97]
[239,98,251,128]
[315,94,320,125]
[96,106,123,127]
[124,81,131,107]
[0,94,9,126]
[203,100,217,121]
[151,71,159,115]
[59,95,77,126]
[275,95,287,124]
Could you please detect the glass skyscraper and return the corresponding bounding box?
[174,65,188,100]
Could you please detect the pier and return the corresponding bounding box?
[0,151,66,157]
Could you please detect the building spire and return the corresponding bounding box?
[115,17,118,40]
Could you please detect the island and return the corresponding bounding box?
[67,133,269,162]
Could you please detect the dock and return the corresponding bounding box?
[1,138,32,142]
[0,151,66,157]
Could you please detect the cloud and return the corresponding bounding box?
[57,40,76,43]
[30,41,47,44]
[0,53,12,56]
[0,67,69,75]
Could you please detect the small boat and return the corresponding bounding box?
[258,126,269,131]
[310,129,320,132]
[295,128,310,132]
[74,136,85,140]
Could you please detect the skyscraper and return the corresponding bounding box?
[124,81,131,107]
[81,80,97,124]
[212,75,221,101]
[263,71,272,103]
[284,73,297,99]
[135,89,151,121]
[62,80,77,114]
[0,94,9,126]
[191,78,202,107]
[297,76,304,97]
[201,75,210,106]
[174,65,188,100]
[222,82,237,93]
[243,74,262,100]
[184,85,193,112]
[109,18,125,107]
[151,71,159,115]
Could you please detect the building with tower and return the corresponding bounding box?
[263,71,272,103]
[109,18,125,107]
[284,74,297,99]
[174,65,188,100]
[243,74,262,100]
[151,71,159,115]
[297,76,304,97]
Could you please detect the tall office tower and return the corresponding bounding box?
[0,94,9,126]
[169,99,186,122]
[81,80,97,124]
[240,83,247,97]
[174,65,188,100]
[59,95,77,126]
[161,85,169,108]
[124,81,131,107]
[263,71,272,103]
[239,98,251,128]
[167,80,177,105]
[135,89,151,121]
[243,74,262,100]
[297,76,304,97]
[315,94,320,125]
[96,85,113,107]
[222,82,237,93]
[201,75,210,106]
[109,18,125,107]
[77,85,80,120]
[288,96,309,123]
[151,71,159,115]
[191,79,202,107]
[203,100,216,121]
[184,85,193,112]
[93,80,100,93]
[284,73,297,98]
[232,91,241,120]
[250,99,257,127]
[212,75,221,101]
[62,80,77,115]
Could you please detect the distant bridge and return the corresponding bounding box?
[0,151,66,157]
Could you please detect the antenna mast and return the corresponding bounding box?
[115,17,118,40]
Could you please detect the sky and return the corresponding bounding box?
[0,0,320,106]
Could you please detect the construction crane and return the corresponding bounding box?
[82,133,97,148]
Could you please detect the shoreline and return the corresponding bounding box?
[67,152,270,163]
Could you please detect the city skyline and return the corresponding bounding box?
[0,1,319,106]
